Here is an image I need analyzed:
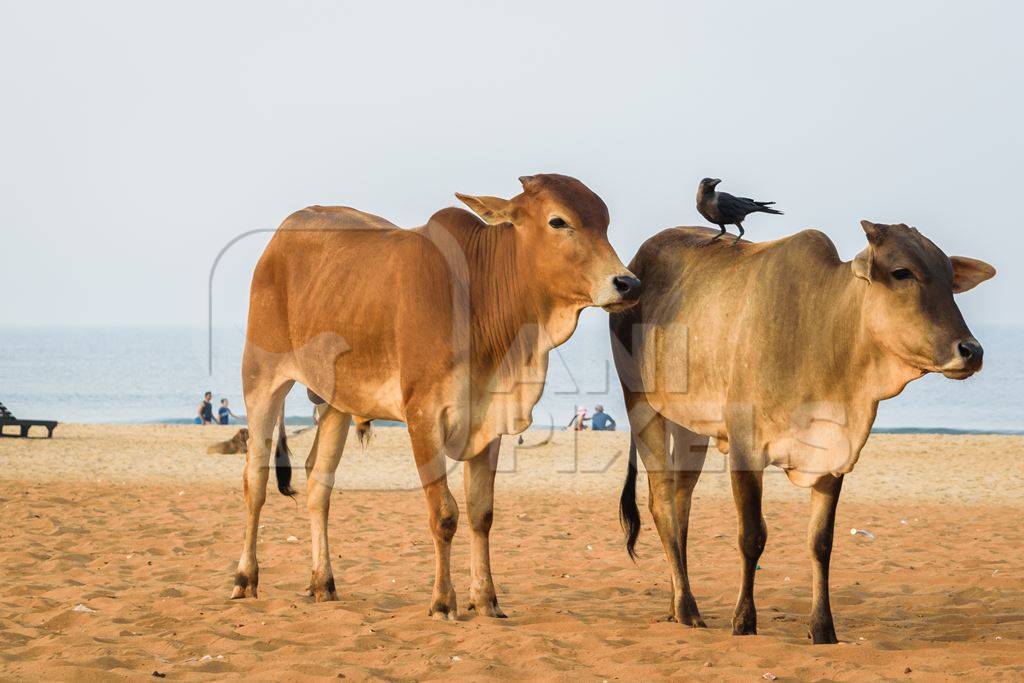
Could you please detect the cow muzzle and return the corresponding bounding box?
[601,274,642,312]
[939,338,984,379]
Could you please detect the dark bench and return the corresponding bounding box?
[0,402,58,438]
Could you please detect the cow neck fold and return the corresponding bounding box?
[444,219,556,379]
[826,261,924,413]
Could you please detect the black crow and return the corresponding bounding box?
[696,177,782,241]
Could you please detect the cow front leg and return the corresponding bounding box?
[730,468,766,635]
[636,415,698,625]
[668,422,709,627]
[410,424,459,621]
[808,474,843,644]
[306,407,351,602]
[464,438,505,618]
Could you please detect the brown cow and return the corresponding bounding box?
[232,174,639,620]
[612,221,994,643]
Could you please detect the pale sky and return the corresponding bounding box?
[1,0,1019,328]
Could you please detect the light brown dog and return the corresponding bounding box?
[207,428,249,455]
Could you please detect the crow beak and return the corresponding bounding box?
[711,179,721,187]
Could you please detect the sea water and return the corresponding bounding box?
[1,315,1021,432]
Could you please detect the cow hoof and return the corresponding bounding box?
[673,598,706,628]
[468,600,507,618]
[231,573,258,599]
[430,608,458,622]
[314,591,339,603]
[732,601,757,635]
[664,613,707,628]
[309,575,338,603]
[230,585,254,599]
[731,615,757,636]
[809,625,839,644]
[681,614,707,628]
[428,592,458,621]
[312,588,339,603]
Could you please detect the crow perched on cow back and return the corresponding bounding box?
[696,177,782,241]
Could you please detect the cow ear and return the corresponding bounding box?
[455,193,517,225]
[852,247,874,282]
[950,256,996,293]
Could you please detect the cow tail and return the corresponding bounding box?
[355,418,373,447]
[620,436,641,560]
[275,409,295,496]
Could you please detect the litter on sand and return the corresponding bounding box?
[850,528,876,539]
[286,535,299,542]
[72,604,95,613]
[762,673,777,681]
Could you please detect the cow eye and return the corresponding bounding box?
[548,217,567,229]
[891,268,914,281]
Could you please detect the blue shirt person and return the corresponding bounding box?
[590,405,616,431]
[218,398,241,425]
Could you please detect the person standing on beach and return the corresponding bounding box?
[218,398,242,425]
[590,405,616,431]
[196,391,214,425]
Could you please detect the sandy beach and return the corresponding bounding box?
[1,425,1022,680]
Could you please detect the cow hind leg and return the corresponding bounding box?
[730,468,766,635]
[306,406,352,602]
[808,474,843,644]
[231,377,295,599]
[409,421,460,621]
[464,438,505,618]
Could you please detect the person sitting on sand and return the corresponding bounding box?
[196,391,214,425]
[590,405,616,431]
[218,398,242,425]
[567,407,589,431]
